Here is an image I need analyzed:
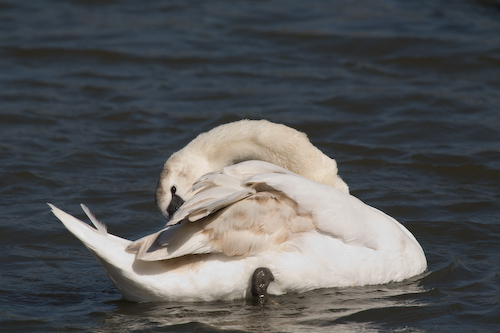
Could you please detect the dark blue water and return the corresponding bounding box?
[1,0,500,331]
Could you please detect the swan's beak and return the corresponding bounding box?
[166,193,184,219]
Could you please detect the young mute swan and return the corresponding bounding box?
[155,119,349,219]
[50,120,427,303]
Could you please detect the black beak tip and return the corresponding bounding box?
[166,194,185,218]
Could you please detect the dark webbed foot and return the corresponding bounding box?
[251,267,274,306]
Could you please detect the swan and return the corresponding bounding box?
[155,119,349,219]
[49,120,427,303]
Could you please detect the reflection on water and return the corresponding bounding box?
[98,279,428,332]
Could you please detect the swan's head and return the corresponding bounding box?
[155,152,210,219]
[155,119,350,219]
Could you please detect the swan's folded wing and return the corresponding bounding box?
[130,162,306,261]
[187,170,244,194]
[168,186,255,225]
[131,160,392,262]
[166,161,293,227]
[127,220,216,261]
[129,171,257,261]
[242,171,389,250]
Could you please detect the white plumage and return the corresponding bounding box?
[50,159,426,302]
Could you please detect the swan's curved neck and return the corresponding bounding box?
[183,120,349,193]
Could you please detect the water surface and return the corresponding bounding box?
[1,0,500,331]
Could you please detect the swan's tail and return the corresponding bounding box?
[48,204,160,301]
[48,203,131,252]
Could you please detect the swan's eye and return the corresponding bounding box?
[171,186,177,195]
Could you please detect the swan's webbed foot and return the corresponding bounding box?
[251,267,274,307]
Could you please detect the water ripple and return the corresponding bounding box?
[1,0,500,331]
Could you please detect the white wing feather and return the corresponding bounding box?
[80,203,108,236]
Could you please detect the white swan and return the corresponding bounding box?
[155,119,349,219]
[50,120,427,303]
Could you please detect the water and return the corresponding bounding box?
[1,0,500,331]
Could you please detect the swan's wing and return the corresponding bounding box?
[167,160,294,226]
[243,169,410,250]
[130,160,410,262]
[128,161,312,261]
[167,171,257,226]
[128,168,258,261]
[126,220,214,261]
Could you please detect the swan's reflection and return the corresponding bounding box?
[97,277,427,332]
